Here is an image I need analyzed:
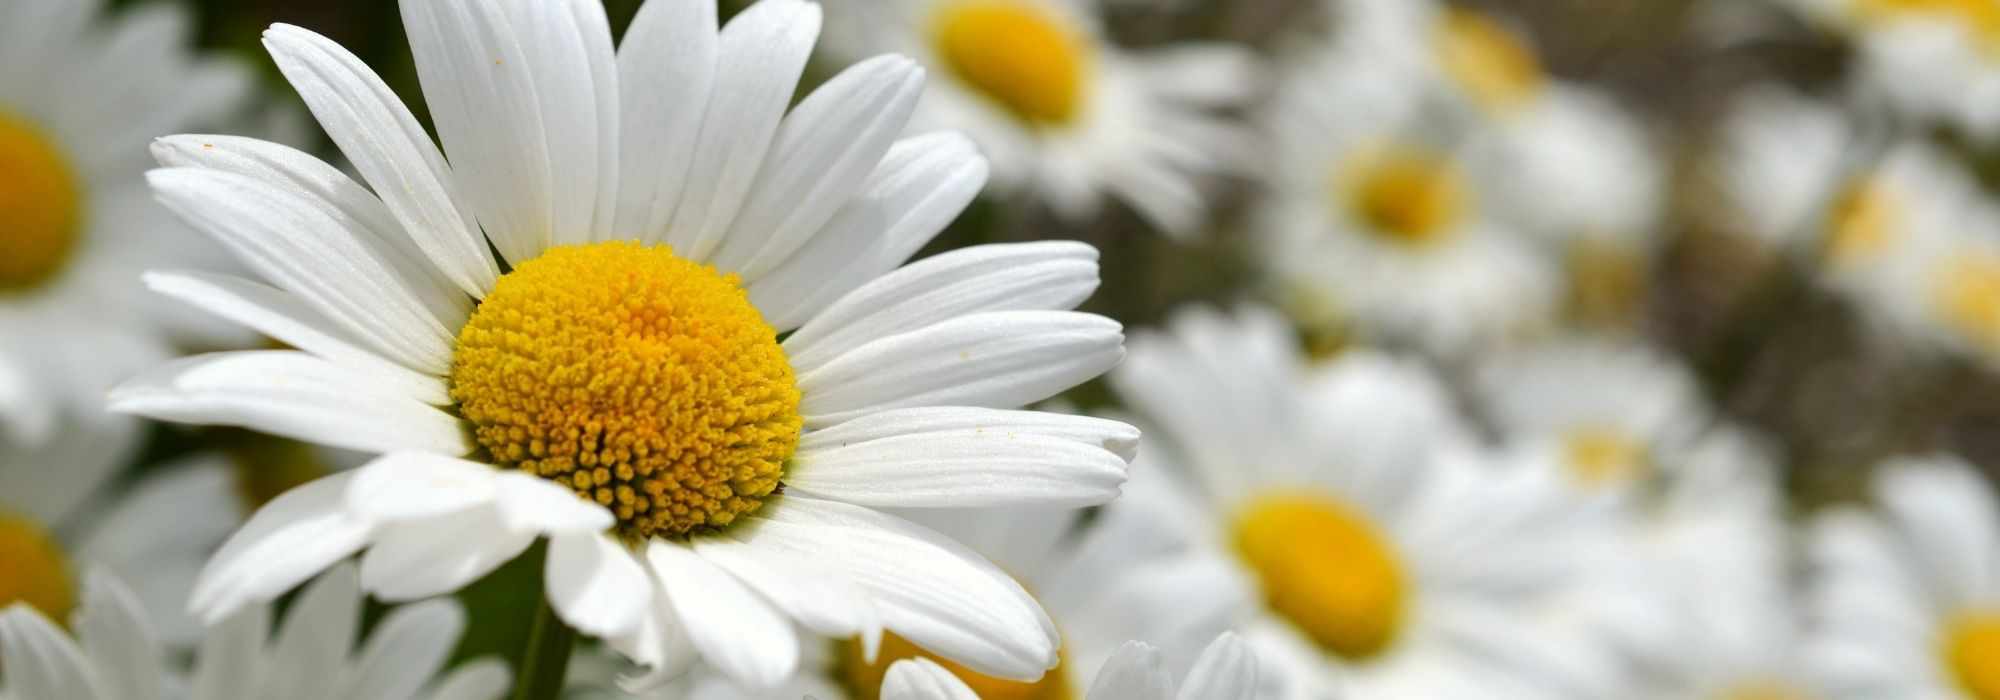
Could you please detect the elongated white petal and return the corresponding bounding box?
[691,534,883,657]
[421,658,512,700]
[339,599,465,700]
[263,24,496,297]
[711,54,925,280]
[344,453,500,524]
[261,564,361,700]
[360,508,534,603]
[545,532,651,638]
[787,429,1128,508]
[0,604,101,700]
[148,167,455,374]
[798,311,1125,427]
[799,407,1139,462]
[144,271,449,404]
[74,574,162,700]
[612,0,716,243]
[664,0,820,262]
[190,472,371,624]
[1876,461,1999,605]
[785,242,1101,371]
[501,0,619,246]
[749,132,988,330]
[1090,642,1176,700]
[492,471,615,534]
[743,497,1057,680]
[109,351,469,455]
[645,540,799,689]
[605,579,698,686]
[882,658,980,700]
[1178,633,1259,700]
[190,604,270,700]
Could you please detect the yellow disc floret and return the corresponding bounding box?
[1562,426,1650,488]
[1435,9,1545,112]
[840,630,1074,700]
[1824,177,1899,264]
[450,241,801,540]
[0,510,74,622]
[1945,611,2000,700]
[1233,492,1408,660]
[1933,252,2000,355]
[1341,146,1470,247]
[931,0,1092,126]
[0,111,83,292]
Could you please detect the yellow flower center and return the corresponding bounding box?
[931,0,1092,126]
[1716,680,1814,700]
[1435,9,1546,112]
[0,111,84,293]
[449,241,801,540]
[1933,252,2000,353]
[1859,0,2000,47]
[840,631,1074,700]
[1945,611,2000,700]
[1233,492,1408,661]
[226,434,333,511]
[1824,178,1899,264]
[0,510,74,621]
[1340,146,1469,247]
[1562,427,1649,488]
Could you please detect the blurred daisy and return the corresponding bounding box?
[114,0,1136,690]
[0,0,254,531]
[1709,87,1855,253]
[1330,0,1548,117]
[817,0,1259,236]
[1112,306,1616,698]
[1815,144,1993,349]
[1781,0,2000,142]
[880,633,1258,700]
[1805,456,2000,699]
[0,564,508,700]
[1256,50,1555,354]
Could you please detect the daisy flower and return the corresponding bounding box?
[1330,0,1548,118]
[816,0,1259,237]
[0,564,509,700]
[1255,48,1556,355]
[1110,306,1617,698]
[0,0,256,530]
[111,0,1136,690]
[1779,0,2000,142]
[1805,456,2000,700]
[879,632,1259,700]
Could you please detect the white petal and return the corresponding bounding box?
[1177,633,1258,700]
[749,132,988,330]
[0,604,104,700]
[359,507,535,602]
[147,167,455,374]
[690,533,882,656]
[262,24,497,298]
[882,658,980,700]
[345,453,501,524]
[645,540,799,689]
[503,0,618,246]
[742,497,1057,680]
[74,573,162,700]
[604,578,698,685]
[190,604,271,700]
[1876,460,1999,606]
[338,599,466,700]
[784,242,1102,371]
[492,471,616,534]
[787,428,1128,508]
[420,658,512,700]
[109,351,469,455]
[798,407,1140,462]
[611,0,717,243]
[260,564,361,700]
[1088,641,1175,700]
[710,54,925,281]
[664,0,820,262]
[545,532,651,638]
[798,311,1125,427]
[190,472,371,624]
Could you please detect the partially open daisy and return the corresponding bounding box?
[0,565,508,700]
[880,633,1258,700]
[1111,306,1614,697]
[1256,49,1555,355]
[1805,456,2000,700]
[816,0,1258,237]
[0,0,256,528]
[110,0,1135,689]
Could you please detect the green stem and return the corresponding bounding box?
[510,555,578,700]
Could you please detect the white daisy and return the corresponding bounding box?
[110,0,1136,690]
[816,0,1259,236]
[1110,306,1618,699]
[880,633,1259,700]
[1804,455,2000,700]
[1779,0,2000,142]
[0,0,257,529]
[1255,47,1556,354]
[0,564,509,700]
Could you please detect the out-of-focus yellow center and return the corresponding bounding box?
[1233,492,1407,660]
[0,111,83,293]
[1716,680,1814,700]
[0,510,73,622]
[1824,178,1899,264]
[1435,9,1545,112]
[227,435,333,511]
[1858,0,2000,46]
[450,241,801,540]
[1341,147,1469,247]
[1562,427,1649,488]
[1945,612,2000,700]
[931,1,1092,126]
[840,630,1074,700]
[1933,252,2000,353]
